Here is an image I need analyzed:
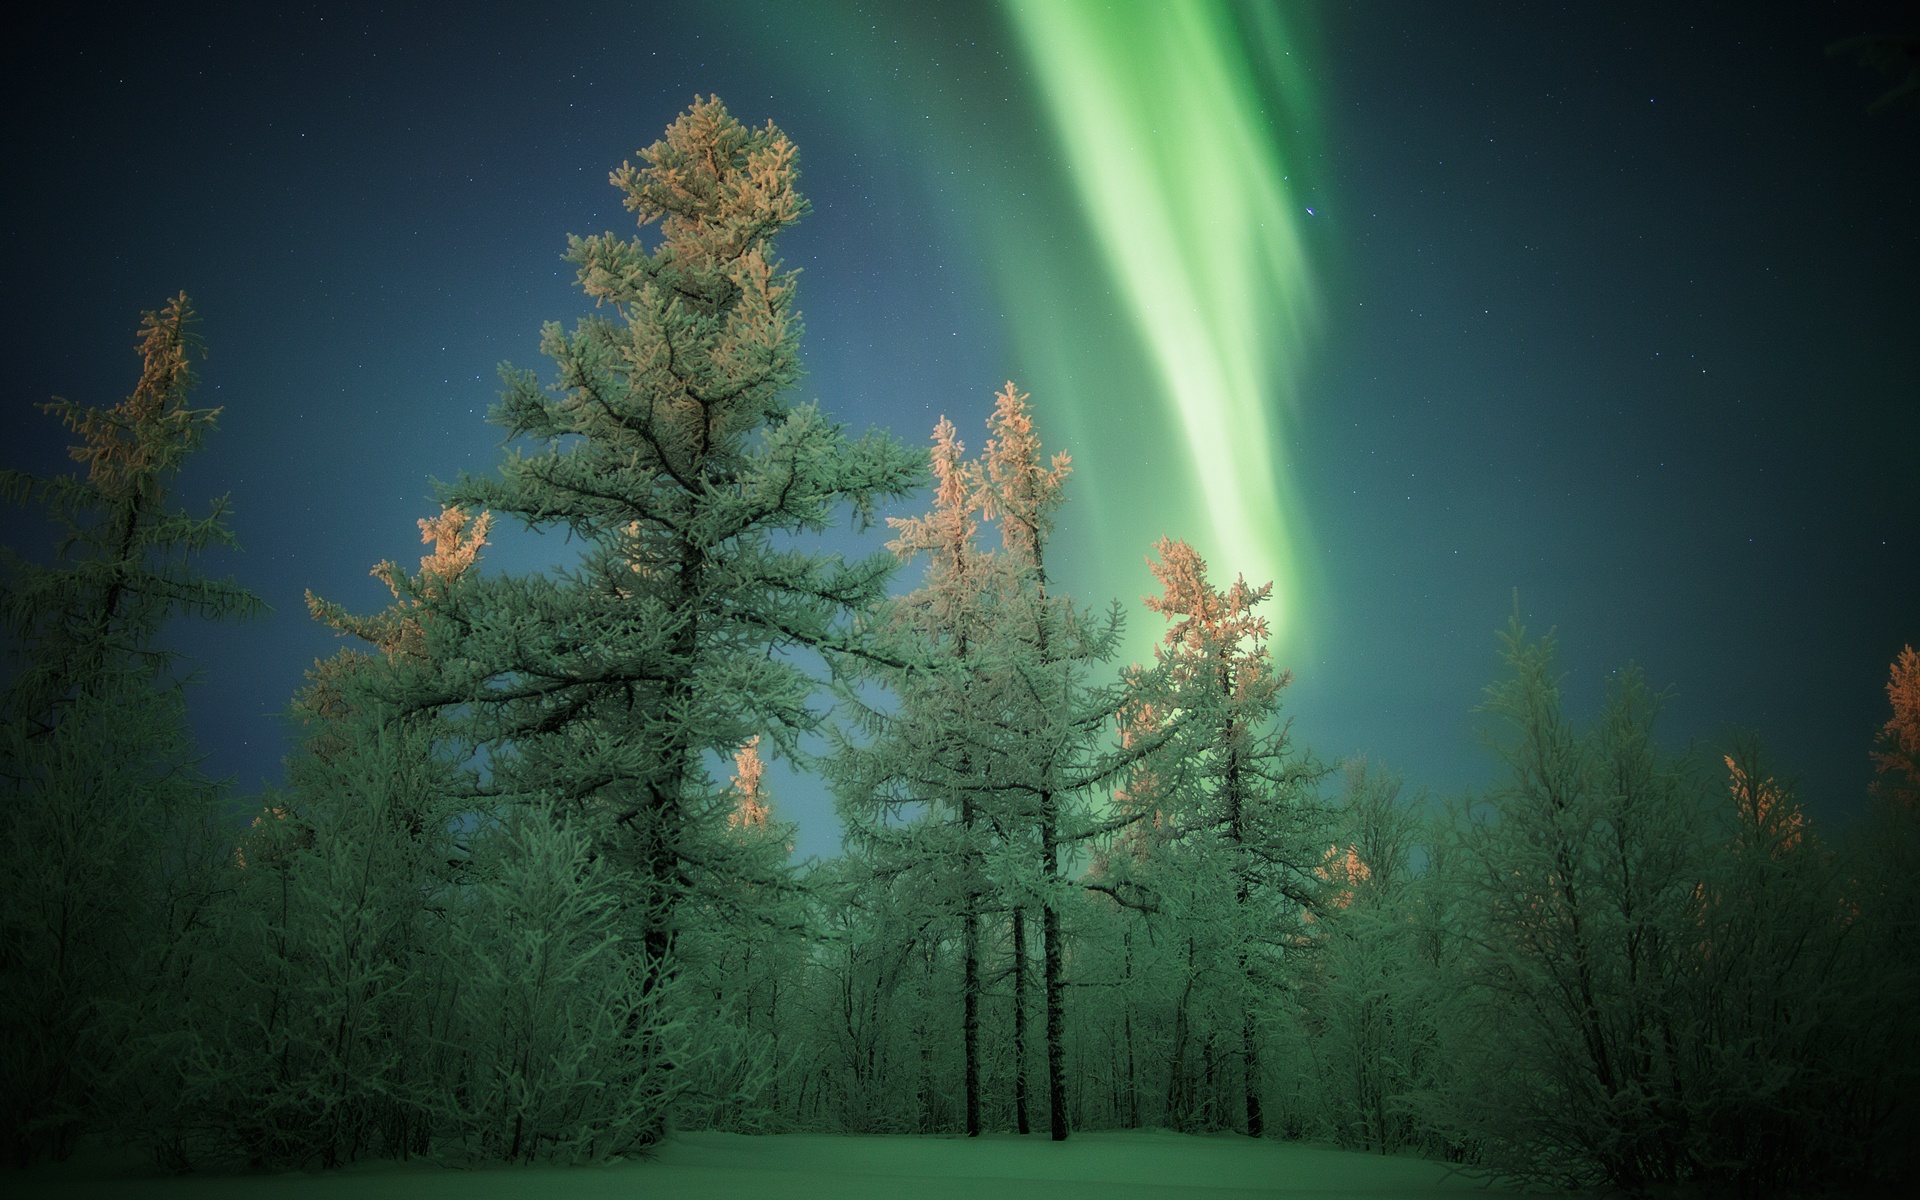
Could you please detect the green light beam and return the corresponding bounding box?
[1000,0,1320,646]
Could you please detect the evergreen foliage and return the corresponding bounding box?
[1408,621,1907,1193]
[142,509,485,1169]
[4,101,1915,1193]
[412,95,918,1146]
[438,802,681,1162]
[0,294,263,730]
[1086,537,1324,1138]
[0,295,262,1167]
[1288,759,1444,1154]
[830,386,1149,1141]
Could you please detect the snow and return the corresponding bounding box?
[11,1130,1537,1199]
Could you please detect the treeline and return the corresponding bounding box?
[4,98,1918,1196]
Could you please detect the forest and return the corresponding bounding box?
[3,98,1917,1197]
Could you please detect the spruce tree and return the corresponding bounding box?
[1098,539,1321,1135]
[831,415,998,1134]
[834,384,1146,1140]
[157,507,488,1168]
[424,97,921,1136]
[0,294,262,1164]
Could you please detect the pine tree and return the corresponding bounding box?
[833,384,1140,1140]
[424,96,921,1138]
[1101,538,1320,1136]
[0,294,262,1164]
[157,507,489,1168]
[1873,645,1920,809]
[1427,621,1712,1191]
[831,414,998,1134]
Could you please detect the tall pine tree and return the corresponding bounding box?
[423,97,921,1138]
[831,414,1000,1134]
[1101,539,1321,1135]
[0,294,263,1164]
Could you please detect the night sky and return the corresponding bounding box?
[4,1,1915,861]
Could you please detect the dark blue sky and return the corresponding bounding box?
[4,1,1915,859]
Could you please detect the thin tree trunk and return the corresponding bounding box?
[770,976,782,1118]
[1225,727,1263,1137]
[1013,905,1030,1134]
[1044,896,1067,1140]
[1124,928,1139,1127]
[964,892,981,1136]
[1041,790,1068,1140]
[957,629,983,1138]
[1167,941,1196,1130]
[1166,995,1190,1131]
[1242,1003,1264,1137]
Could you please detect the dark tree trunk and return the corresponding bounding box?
[1166,996,1190,1131]
[964,899,981,1136]
[1041,790,1068,1140]
[961,786,982,1138]
[1225,729,1264,1137]
[1167,941,1196,1130]
[1243,1004,1264,1137]
[1124,929,1139,1127]
[1013,905,1030,1134]
[1044,897,1067,1140]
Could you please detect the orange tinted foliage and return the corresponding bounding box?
[1873,644,1920,808]
[1725,754,1806,856]
[980,381,1071,568]
[305,505,492,664]
[1316,842,1373,910]
[729,735,771,832]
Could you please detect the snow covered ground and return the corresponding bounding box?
[11,1129,1539,1199]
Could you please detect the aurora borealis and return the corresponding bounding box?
[1001,0,1319,646]
[3,1,1916,860]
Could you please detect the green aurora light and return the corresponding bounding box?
[999,0,1322,650]
[739,0,1326,661]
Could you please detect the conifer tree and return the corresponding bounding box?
[0,294,262,1164]
[832,415,998,1134]
[1102,538,1320,1135]
[976,382,1083,1141]
[833,384,1141,1140]
[422,97,920,1136]
[0,293,262,727]
[157,507,489,1168]
[1873,645,1920,809]
[1299,759,1441,1153]
[679,734,803,1133]
[1851,643,1920,1179]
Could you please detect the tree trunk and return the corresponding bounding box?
[1225,728,1263,1137]
[1044,897,1067,1140]
[1166,993,1190,1131]
[1041,790,1068,1141]
[1013,905,1030,1134]
[1242,1002,1264,1137]
[964,896,981,1136]
[1123,928,1139,1127]
[1167,941,1195,1130]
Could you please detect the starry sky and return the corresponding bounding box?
[4,1,1915,861]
